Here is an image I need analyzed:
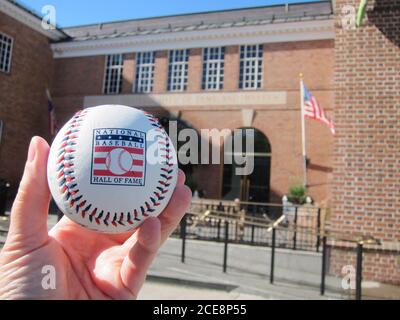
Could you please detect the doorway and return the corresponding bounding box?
[222,128,271,202]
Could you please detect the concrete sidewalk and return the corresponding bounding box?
[148,237,346,300]
[149,237,400,300]
[139,279,266,300]
[2,214,399,299]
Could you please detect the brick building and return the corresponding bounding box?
[0,0,66,192]
[329,0,400,284]
[0,0,398,284]
[1,0,336,204]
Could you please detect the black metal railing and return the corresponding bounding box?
[175,200,381,300]
[173,198,326,252]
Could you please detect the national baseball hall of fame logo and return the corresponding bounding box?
[91,128,146,186]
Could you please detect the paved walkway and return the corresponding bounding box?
[0,214,341,299]
[139,280,265,300]
[148,237,344,300]
[1,214,400,300]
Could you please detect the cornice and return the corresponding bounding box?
[52,18,334,58]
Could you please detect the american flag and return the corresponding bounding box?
[303,84,335,135]
[91,129,146,186]
[46,89,57,137]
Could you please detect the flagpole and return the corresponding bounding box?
[299,73,307,188]
[46,88,57,140]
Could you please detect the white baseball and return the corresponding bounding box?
[47,105,178,233]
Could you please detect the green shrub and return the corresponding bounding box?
[288,184,307,205]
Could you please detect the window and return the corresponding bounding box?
[103,54,124,94]
[202,47,225,90]
[239,44,263,89]
[167,49,189,92]
[135,51,155,93]
[0,33,13,73]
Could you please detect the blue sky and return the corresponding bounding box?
[20,0,323,27]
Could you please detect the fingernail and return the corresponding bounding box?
[27,137,37,163]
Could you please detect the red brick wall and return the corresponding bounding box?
[330,0,400,284]
[0,12,54,195]
[52,55,105,124]
[187,48,202,92]
[224,46,239,91]
[52,40,334,203]
[153,51,168,93]
[330,248,400,285]
[122,53,135,93]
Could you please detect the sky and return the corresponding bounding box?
[20,0,323,27]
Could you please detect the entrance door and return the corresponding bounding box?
[222,128,271,202]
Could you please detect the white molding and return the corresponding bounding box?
[52,19,334,58]
[83,91,287,108]
[0,0,65,41]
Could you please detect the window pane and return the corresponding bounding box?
[167,49,189,92]
[135,51,155,93]
[201,47,225,91]
[103,54,124,94]
[0,33,13,73]
[239,44,263,90]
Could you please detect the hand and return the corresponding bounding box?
[0,136,191,299]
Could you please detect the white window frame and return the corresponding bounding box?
[167,49,189,92]
[103,53,124,94]
[239,44,263,90]
[134,51,155,93]
[202,47,225,91]
[0,32,13,74]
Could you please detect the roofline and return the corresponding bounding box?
[3,0,69,39]
[62,0,332,29]
[10,0,49,23]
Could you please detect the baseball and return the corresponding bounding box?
[47,105,178,233]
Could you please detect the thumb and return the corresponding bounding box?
[5,136,51,252]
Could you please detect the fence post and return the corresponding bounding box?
[235,221,238,241]
[316,208,321,252]
[355,242,363,300]
[217,219,221,241]
[251,224,255,245]
[223,220,229,273]
[270,227,276,284]
[320,236,327,295]
[293,206,298,250]
[180,214,187,263]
